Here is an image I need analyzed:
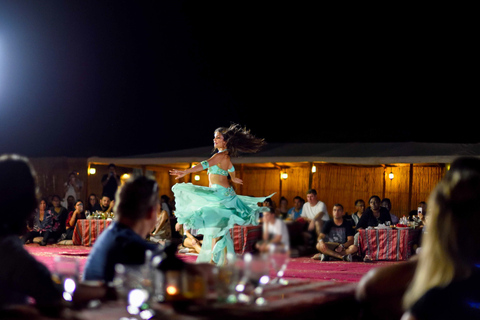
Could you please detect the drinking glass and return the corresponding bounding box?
[53,256,79,302]
[269,243,289,285]
[244,253,270,305]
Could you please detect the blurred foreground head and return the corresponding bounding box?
[0,154,38,236]
[114,175,159,221]
[404,156,480,308]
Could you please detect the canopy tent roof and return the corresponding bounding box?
[87,142,480,166]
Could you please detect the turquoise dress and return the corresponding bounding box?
[172,164,273,265]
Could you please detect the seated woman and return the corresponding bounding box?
[86,193,102,213]
[150,209,172,244]
[63,200,86,240]
[22,198,54,245]
[43,195,68,245]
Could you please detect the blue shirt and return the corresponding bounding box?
[288,207,303,220]
[83,221,158,282]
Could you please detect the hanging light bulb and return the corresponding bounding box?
[389,170,394,180]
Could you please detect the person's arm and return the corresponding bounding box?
[262,221,269,241]
[101,174,109,187]
[356,211,370,230]
[314,202,328,220]
[169,153,225,180]
[316,233,327,249]
[228,165,243,185]
[67,211,76,229]
[343,235,354,249]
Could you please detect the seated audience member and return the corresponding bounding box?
[178,226,203,254]
[86,193,102,213]
[100,194,114,213]
[42,195,68,245]
[256,207,290,253]
[300,189,330,245]
[355,156,480,320]
[22,198,54,245]
[276,196,289,219]
[356,195,392,230]
[312,204,357,261]
[150,209,172,244]
[160,195,172,216]
[381,198,399,224]
[63,200,86,240]
[408,201,426,221]
[287,196,304,221]
[351,199,365,227]
[83,176,160,283]
[0,154,63,315]
[65,195,75,213]
[417,205,427,228]
[263,197,274,210]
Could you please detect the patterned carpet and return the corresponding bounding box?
[177,254,399,283]
[25,243,399,283]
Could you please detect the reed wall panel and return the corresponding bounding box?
[311,165,385,216]
[241,168,281,204]
[410,166,446,211]
[384,166,411,218]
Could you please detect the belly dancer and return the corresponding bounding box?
[169,124,273,265]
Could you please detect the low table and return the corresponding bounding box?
[72,219,112,247]
[358,228,421,261]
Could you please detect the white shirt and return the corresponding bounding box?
[301,201,330,221]
[264,218,290,247]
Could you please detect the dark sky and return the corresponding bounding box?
[0,1,475,158]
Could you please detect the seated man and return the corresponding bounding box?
[83,176,160,283]
[300,189,330,247]
[256,207,290,253]
[312,203,357,261]
[287,196,304,221]
[99,194,114,213]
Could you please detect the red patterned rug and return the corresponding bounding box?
[177,254,399,283]
[25,244,399,283]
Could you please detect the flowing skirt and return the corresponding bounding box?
[172,182,273,265]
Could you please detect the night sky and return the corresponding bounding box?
[0,1,475,158]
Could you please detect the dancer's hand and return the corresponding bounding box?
[175,223,182,231]
[169,169,187,180]
[231,177,243,185]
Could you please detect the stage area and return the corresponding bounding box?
[25,243,400,283]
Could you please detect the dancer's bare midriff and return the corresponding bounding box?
[209,174,230,189]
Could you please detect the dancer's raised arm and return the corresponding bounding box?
[169,153,225,180]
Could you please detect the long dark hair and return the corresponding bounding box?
[214,123,265,157]
[0,154,38,236]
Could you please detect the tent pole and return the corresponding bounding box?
[408,164,413,212]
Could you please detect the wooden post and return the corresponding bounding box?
[408,164,413,212]
[308,162,314,190]
[382,165,386,199]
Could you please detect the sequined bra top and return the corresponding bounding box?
[201,160,235,176]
